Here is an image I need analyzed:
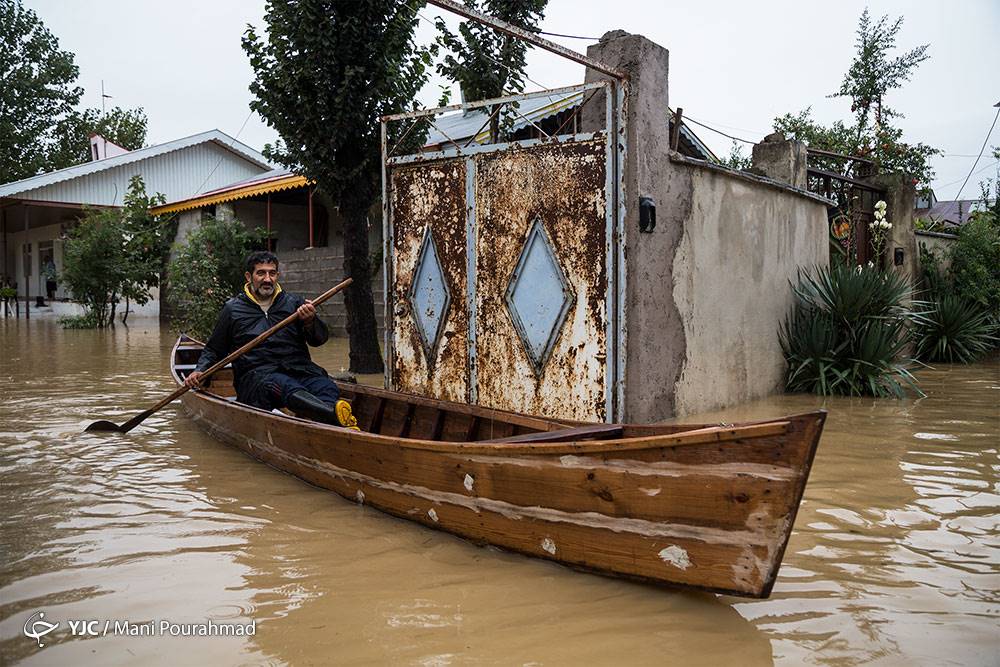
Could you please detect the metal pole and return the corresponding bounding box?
[266,193,272,251]
[425,0,627,81]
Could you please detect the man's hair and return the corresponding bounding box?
[245,251,279,274]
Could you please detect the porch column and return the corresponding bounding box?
[307,188,314,248]
[266,193,272,251]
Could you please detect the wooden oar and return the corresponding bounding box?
[85,277,354,433]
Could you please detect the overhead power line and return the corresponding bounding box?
[953,103,1000,201]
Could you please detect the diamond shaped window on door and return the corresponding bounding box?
[408,228,451,362]
[505,217,576,375]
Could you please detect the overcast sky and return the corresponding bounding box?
[25,0,1000,201]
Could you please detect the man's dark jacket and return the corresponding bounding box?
[195,289,329,403]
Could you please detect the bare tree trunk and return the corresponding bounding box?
[121,296,130,326]
[340,190,384,374]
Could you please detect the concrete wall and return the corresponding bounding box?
[586,32,830,421]
[916,230,958,273]
[672,166,829,415]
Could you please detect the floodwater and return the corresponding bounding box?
[1,317,997,666]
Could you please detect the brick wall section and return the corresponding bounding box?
[278,246,385,337]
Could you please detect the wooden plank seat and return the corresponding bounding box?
[484,423,624,443]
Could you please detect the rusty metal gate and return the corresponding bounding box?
[381,81,625,422]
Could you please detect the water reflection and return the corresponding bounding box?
[1,318,997,665]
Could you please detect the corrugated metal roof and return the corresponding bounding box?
[421,92,716,161]
[914,199,982,227]
[0,130,273,202]
[424,91,584,147]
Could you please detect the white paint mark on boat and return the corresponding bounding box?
[355,489,365,504]
[267,430,274,446]
[427,508,439,522]
[640,487,661,496]
[658,545,691,569]
[463,474,475,492]
[541,538,557,555]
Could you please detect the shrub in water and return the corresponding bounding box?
[780,263,920,397]
[911,295,997,364]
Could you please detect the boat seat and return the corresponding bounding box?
[483,423,624,443]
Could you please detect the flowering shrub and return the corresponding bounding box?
[869,199,891,265]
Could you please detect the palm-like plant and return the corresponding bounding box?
[911,295,997,363]
[780,263,921,397]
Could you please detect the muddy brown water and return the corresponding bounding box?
[1,318,997,666]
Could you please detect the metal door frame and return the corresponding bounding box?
[381,80,627,421]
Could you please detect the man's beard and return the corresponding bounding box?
[253,282,275,299]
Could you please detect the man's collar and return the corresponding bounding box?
[243,282,282,306]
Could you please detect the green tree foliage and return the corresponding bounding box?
[167,217,269,341]
[780,263,920,397]
[60,176,168,327]
[243,0,434,373]
[949,208,1000,326]
[719,140,752,171]
[0,0,148,183]
[773,9,939,188]
[436,0,547,141]
[0,0,82,183]
[47,106,148,169]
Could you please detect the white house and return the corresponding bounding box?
[0,130,272,314]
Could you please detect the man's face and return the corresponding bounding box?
[246,262,279,299]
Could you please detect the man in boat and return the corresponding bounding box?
[183,250,359,430]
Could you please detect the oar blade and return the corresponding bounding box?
[84,420,125,433]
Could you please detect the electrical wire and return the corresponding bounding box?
[953,105,1000,201]
[680,115,756,145]
[936,160,999,191]
[191,108,256,199]
[529,28,600,41]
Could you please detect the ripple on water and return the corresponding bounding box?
[1,321,998,666]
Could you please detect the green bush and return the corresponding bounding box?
[167,216,268,340]
[949,212,1000,326]
[911,295,997,363]
[780,263,921,397]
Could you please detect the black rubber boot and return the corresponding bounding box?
[286,389,339,425]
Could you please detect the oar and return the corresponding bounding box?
[85,277,354,433]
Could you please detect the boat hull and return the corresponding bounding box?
[175,350,823,598]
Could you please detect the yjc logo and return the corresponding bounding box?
[23,611,59,648]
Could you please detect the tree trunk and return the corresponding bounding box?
[122,296,130,326]
[340,190,384,374]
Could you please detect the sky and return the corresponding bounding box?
[23,0,1000,201]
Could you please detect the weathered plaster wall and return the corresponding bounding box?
[671,165,829,415]
[586,31,829,421]
[915,230,957,273]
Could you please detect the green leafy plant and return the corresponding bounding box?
[60,176,167,327]
[780,262,921,397]
[949,209,1000,326]
[911,295,997,363]
[166,216,268,340]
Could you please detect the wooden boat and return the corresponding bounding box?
[171,336,824,598]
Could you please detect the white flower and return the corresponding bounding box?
[875,200,887,212]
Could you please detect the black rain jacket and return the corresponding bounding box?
[195,289,329,402]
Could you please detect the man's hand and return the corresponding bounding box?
[184,370,205,389]
[297,300,317,326]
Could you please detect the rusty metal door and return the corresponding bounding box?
[383,81,624,422]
